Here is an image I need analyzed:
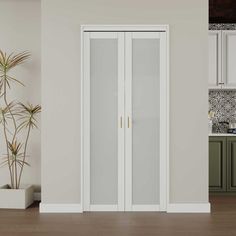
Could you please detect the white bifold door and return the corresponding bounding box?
[83,31,167,212]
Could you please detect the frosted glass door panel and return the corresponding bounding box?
[90,39,118,204]
[132,38,160,205]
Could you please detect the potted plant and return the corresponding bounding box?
[0,50,41,209]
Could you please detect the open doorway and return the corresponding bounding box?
[209,0,236,210]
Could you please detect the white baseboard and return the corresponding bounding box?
[167,203,211,213]
[39,203,82,213]
[33,192,41,201]
[39,203,210,213]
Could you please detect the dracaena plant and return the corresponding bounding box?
[0,50,41,189]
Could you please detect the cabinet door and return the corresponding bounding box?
[222,31,236,88]
[227,137,236,192]
[208,31,222,88]
[209,137,226,192]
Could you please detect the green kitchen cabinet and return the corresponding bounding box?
[227,137,236,192]
[209,136,236,193]
[209,137,227,192]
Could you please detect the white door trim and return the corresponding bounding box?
[159,31,168,211]
[81,25,169,32]
[81,25,170,212]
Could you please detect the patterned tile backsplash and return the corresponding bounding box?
[209,23,236,30]
[209,90,236,133]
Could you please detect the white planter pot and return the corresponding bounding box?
[0,185,34,209]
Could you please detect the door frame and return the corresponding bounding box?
[80,25,170,212]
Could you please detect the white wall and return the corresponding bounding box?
[0,0,41,192]
[41,0,208,205]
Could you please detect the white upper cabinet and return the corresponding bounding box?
[222,31,236,88]
[209,30,236,89]
[208,31,221,88]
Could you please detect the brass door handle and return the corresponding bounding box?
[120,116,123,128]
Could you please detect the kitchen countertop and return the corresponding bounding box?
[209,133,236,136]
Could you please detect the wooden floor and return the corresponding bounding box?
[0,196,236,236]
